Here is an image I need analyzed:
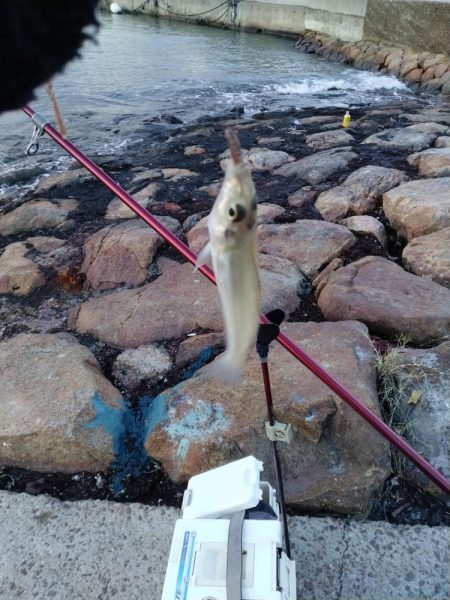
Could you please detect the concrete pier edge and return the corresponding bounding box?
[1,490,449,600]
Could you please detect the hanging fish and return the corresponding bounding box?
[196,129,260,382]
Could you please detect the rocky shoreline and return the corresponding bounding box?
[1,99,449,524]
[295,30,450,94]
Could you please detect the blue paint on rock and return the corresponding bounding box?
[182,346,215,380]
[144,392,169,438]
[85,393,167,496]
[165,398,229,441]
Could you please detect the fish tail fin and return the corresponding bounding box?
[207,351,242,385]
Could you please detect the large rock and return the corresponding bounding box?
[383,178,450,240]
[144,320,390,515]
[187,204,285,254]
[316,165,408,222]
[105,183,159,220]
[435,136,450,148]
[402,227,450,287]
[317,256,450,343]
[362,128,436,152]
[26,236,66,253]
[258,220,356,278]
[68,257,306,349]
[34,169,94,195]
[0,199,77,236]
[175,332,224,368]
[382,343,450,504]
[305,128,354,150]
[81,217,180,290]
[0,333,122,473]
[112,344,173,389]
[219,147,294,172]
[340,216,387,248]
[273,147,358,185]
[407,147,450,177]
[0,242,46,296]
[400,111,450,126]
[407,122,449,135]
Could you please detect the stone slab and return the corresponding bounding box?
[0,491,448,600]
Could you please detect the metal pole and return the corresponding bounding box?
[260,359,291,559]
[21,105,450,497]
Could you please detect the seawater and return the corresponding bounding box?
[0,12,421,196]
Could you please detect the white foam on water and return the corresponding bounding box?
[268,72,408,95]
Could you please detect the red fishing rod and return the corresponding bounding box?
[21,105,450,497]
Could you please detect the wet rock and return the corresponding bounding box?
[383,178,450,240]
[317,256,450,343]
[144,320,390,515]
[402,227,450,287]
[0,242,46,296]
[403,68,423,83]
[81,217,180,291]
[305,128,354,150]
[34,169,94,195]
[0,333,122,473]
[198,181,221,198]
[258,220,356,278]
[407,147,450,177]
[435,136,450,148]
[219,147,294,172]
[288,187,317,207]
[187,204,285,254]
[26,236,66,253]
[273,146,358,185]
[113,344,173,389]
[105,183,159,220]
[340,216,387,248]
[399,59,419,77]
[362,128,435,152]
[161,168,199,181]
[316,165,408,222]
[0,199,77,236]
[383,343,450,504]
[175,333,224,368]
[400,112,450,126]
[68,258,304,349]
[297,115,339,125]
[255,136,283,145]
[184,145,205,156]
[131,168,162,184]
[407,122,449,135]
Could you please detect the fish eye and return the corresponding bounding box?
[228,204,246,222]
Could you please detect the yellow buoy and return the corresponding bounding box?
[342,110,351,128]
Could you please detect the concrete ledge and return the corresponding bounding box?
[1,490,448,600]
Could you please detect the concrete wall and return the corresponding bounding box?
[102,0,450,52]
[364,0,450,54]
[104,0,367,41]
[236,1,367,40]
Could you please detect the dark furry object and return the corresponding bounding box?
[0,0,99,113]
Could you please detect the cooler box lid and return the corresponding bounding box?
[182,456,263,519]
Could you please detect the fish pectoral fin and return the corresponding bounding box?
[195,242,213,271]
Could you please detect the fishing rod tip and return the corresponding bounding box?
[224,127,242,165]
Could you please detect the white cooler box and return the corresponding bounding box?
[161,456,296,600]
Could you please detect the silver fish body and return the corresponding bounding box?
[197,154,260,381]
